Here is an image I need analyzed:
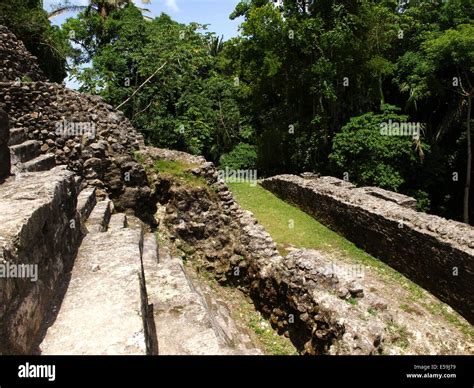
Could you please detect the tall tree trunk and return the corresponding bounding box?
[463,95,472,224]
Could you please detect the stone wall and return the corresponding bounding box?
[0,81,155,220]
[0,107,9,180]
[0,25,46,82]
[261,174,474,324]
[0,24,160,353]
[0,167,83,354]
[138,148,402,354]
[0,24,154,221]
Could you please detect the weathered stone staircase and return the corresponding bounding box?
[9,126,55,174]
[1,124,260,355]
[39,194,148,355]
[143,239,260,355]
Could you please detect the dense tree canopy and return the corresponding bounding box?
[48,0,152,19]
[62,5,254,163]
[0,0,69,82]
[4,0,472,223]
[221,0,473,222]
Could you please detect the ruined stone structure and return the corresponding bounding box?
[0,167,82,353]
[140,148,380,354]
[0,25,471,356]
[0,80,155,217]
[0,25,263,355]
[141,149,472,355]
[0,26,46,83]
[261,175,474,324]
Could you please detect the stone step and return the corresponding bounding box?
[0,166,82,354]
[108,213,128,230]
[8,128,27,146]
[143,238,260,355]
[76,187,97,224]
[10,140,40,164]
[86,199,113,233]
[39,220,146,355]
[21,153,55,172]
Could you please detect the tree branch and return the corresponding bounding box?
[116,61,168,110]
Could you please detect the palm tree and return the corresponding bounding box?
[48,0,151,19]
[208,35,224,57]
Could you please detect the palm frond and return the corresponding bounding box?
[208,35,224,57]
[413,124,426,161]
[48,5,88,18]
[136,7,151,14]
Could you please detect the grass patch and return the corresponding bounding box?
[387,321,410,349]
[367,307,377,316]
[135,153,206,190]
[422,300,474,338]
[228,182,474,339]
[155,231,166,246]
[347,297,358,306]
[154,159,209,189]
[228,182,378,261]
[246,309,298,355]
[133,150,146,165]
